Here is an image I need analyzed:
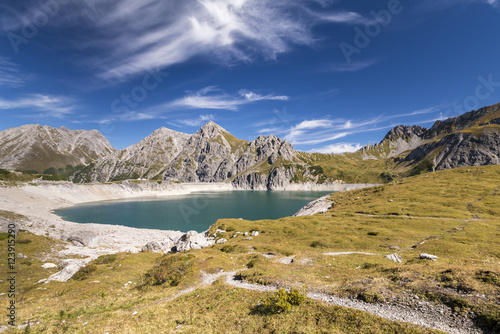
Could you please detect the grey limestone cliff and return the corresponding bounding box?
[0,124,115,173]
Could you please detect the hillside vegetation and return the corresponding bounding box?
[1,166,499,333]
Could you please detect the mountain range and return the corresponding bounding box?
[1,102,499,188]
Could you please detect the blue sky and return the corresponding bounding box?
[1,0,500,152]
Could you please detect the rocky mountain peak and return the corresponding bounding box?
[198,121,228,138]
[0,124,116,173]
[382,125,426,143]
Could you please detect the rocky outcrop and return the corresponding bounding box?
[403,130,500,170]
[172,230,215,252]
[293,194,333,216]
[72,127,190,183]
[360,102,500,171]
[0,124,115,173]
[63,230,100,247]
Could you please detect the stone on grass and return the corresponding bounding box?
[384,253,403,263]
[42,263,58,269]
[419,253,438,261]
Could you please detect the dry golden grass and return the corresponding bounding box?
[1,165,499,333]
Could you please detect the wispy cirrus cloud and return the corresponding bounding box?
[0,0,368,80]
[164,87,288,111]
[0,57,28,88]
[256,105,444,152]
[330,60,378,72]
[0,94,78,118]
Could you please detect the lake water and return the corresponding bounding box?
[53,191,332,232]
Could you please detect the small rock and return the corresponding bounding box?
[132,311,138,315]
[388,200,393,202]
[419,253,438,261]
[17,253,24,258]
[41,263,57,269]
[141,241,161,252]
[384,253,403,263]
[243,237,253,240]
[251,231,259,236]
[216,238,227,244]
[243,232,249,236]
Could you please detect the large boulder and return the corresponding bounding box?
[64,230,100,247]
[173,231,214,252]
[45,259,90,283]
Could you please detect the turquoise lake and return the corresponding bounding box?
[53,191,332,232]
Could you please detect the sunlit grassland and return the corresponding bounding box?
[1,165,499,333]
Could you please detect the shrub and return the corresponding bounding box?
[220,245,246,254]
[257,288,307,314]
[476,270,500,286]
[17,239,32,244]
[310,240,328,248]
[367,232,379,236]
[95,254,117,265]
[410,160,434,176]
[73,264,97,281]
[0,169,11,180]
[140,254,195,288]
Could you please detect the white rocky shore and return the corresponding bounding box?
[0,180,375,282]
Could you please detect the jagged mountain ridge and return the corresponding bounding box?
[358,102,500,171]
[0,124,115,173]
[72,127,190,183]
[73,121,307,189]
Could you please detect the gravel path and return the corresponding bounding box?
[224,273,482,334]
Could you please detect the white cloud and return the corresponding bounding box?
[179,114,215,126]
[312,143,362,154]
[166,87,288,111]
[0,1,366,80]
[0,94,78,118]
[293,119,333,130]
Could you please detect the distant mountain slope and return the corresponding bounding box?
[359,102,500,174]
[0,124,115,174]
[72,127,190,183]
[3,102,499,186]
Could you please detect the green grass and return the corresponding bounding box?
[1,165,499,333]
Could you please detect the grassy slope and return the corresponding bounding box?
[1,166,499,333]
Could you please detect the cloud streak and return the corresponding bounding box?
[0,0,367,80]
[0,58,27,87]
[0,94,78,118]
[162,87,288,111]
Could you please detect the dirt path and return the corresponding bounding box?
[223,273,481,334]
[133,269,482,334]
